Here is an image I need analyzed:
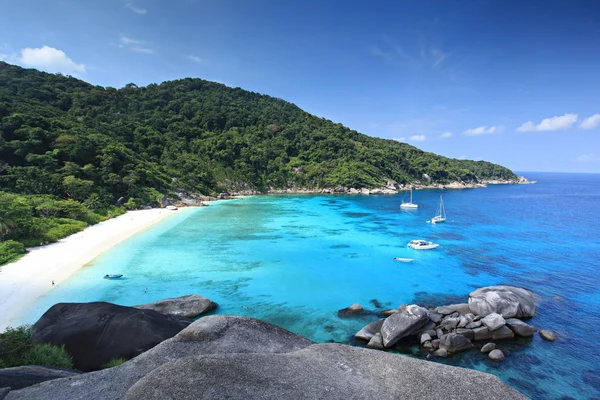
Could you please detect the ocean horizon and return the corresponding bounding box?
[20,172,600,399]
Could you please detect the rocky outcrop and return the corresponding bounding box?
[481,313,506,331]
[380,305,429,347]
[354,319,385,341]
[31,302,192,371]
[134,294,217,318]
[468,286,536,318]
[0,366,80,390]
[439,333,474,354]
[505,318,536,337]
[7,316,526,400]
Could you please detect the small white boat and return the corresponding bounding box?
[430,195,446,224]
[166,205,178,210]
[407,240,439,250]
[400,188,418,209]
[394,257,414,262]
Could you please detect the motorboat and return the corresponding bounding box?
[166,205,178,210]
[407,240,439,250]
[104,274,123,279]
[393,257,414,262]
[400,188,418,209]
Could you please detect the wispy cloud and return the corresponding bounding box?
[370,36,447,68]
[185,55,203,63]
[430,47,448,68]
[409,134,427,141]
[0,53,6,61]
[439,131,453,138]
[13,45,85,75]
[125,0,147,14]
[577,153,600,163]
[579,114,600,130]
[393,137,407,142]
[517,113,578,132]
[463,126,502,136]
[114,35,155,54]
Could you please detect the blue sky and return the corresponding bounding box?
[1,0,600,173]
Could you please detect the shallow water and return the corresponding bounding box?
[22,172,600,399]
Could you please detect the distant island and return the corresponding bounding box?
[0,61,517,262]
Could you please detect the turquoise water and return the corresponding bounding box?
[22,172,600,399]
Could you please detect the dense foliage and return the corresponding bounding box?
[0,326,73,369]
[0,61,516,200]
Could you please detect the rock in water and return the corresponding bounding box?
[31,302,192,371]
[338,303,364,316]
[0,366,80,390]
[439,333,474,354]
[481,343,496,353]
[539,329,558,341]
[489,349,505,361]
[481,313,506,331]
[380,305,429,347]
[491,326,515,341]
[505,318,536,337]
[366,332,384,349]
[134,294,217,318]
[468,286,536,318]
[355,319,385,341]
[433,348,448,358]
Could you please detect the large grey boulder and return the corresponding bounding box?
[354,319,385,341]
[439,333,474,354]
[0,366,80,390]
[31,302,192,371]
[10,315,313,400]
[505,318,536,337]
[481,313,506,331]
[468,286,536,318]
[489,349,505,361]
[134,294,217,318]
[380,305,429,347]
[124,344,526,400]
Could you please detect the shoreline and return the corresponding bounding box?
[0,208,183,331]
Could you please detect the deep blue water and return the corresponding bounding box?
[22,172,600,399]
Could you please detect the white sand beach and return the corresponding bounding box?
[0,208,181,331]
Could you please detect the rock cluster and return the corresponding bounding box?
[355,286,541,359]
[5,315,526,400]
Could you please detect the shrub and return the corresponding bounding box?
[102,357,127,369]
[0,240,26,266]
[123,198,138,210]
[24,344,73,369]
[0,326,33,367]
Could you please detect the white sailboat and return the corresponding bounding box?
[400,188,418,209]
[431,195,446,224]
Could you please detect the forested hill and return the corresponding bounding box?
[0,61,516,206]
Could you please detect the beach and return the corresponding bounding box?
[0,208,180,331]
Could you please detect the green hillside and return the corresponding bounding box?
[0,61,516,259]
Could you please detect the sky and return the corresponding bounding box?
[1,0,600,173]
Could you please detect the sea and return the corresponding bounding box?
[20,172,600,399]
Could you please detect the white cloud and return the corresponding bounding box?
[16,46,85,75]
[120,35,141,45]
[409,134,426,141]
[393,137,407,142]
[579,114,600,130]
[517,113,578,132]
[430,47,447,67]
[186,55,203,63]
[116,35,154,54]
[463,126,501,136]
[125,0,147,14]
[439,131,453,138]
[457,156,467,160]
[577,153,600,163]
[0,53,6,61]
[131,47,154,54]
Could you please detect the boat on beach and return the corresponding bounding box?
[104,274,123,279]
[407,240,439,250]
[400,188,418,209]
[430,195,447,224]
[393,257,414,262]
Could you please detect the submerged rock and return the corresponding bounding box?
[539,330,558,342]
[338,303,364,316]
[380,305,429,347]
[31,302,191,371]
[135,294,217,319]
[468,286,536,318]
